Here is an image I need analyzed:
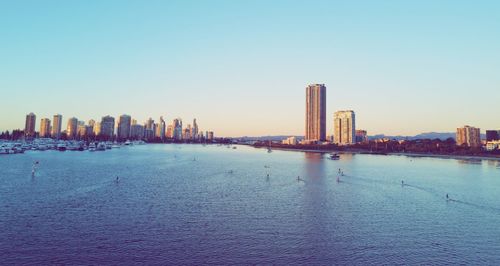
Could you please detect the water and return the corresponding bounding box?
[1,144,500,265]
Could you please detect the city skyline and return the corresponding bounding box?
[1,1,499,136]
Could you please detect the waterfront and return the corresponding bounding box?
[1,144,500,264]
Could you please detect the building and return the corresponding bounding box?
[40,118,51,138]
[77,121,86,139]
[143,118,155,141]
[100,115,115,140]
[117,115,132,141]
[51,114,63,139]
[334,110,356,145]
[166,125,173,139]
[183,126,191,140]
[486,130,500,141]
[66,117,78,139]
[282,136,298,145]
[456,126,481,148]
[305,84,326,142]
[486,140,500,151]
[157,116,166,140]
[24,112,37,138]
[355,130,368,143]
[191,119,199,140]
[93,122,101,136]
[207,131,214,141]
[130,124,145,140]
[173,119,183,140]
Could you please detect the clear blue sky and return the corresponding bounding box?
[1,0,499,137]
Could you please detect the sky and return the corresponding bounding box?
[0,0,499,137]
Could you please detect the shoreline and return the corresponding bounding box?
[251,146,500,162]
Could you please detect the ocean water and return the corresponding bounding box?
[1,144,500,265]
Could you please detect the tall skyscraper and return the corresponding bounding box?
[100,115,115,140]
[24,112,37,138]
[51,114,62,139]
[305,84,326,142]
[456,126,481,148]
[334,110,356,145]
[117,114,132,140]
[144,118,155,141]
[40,118,51,138]
[157,116,166,140]
[192,119,199,140]
[66,117,78,139]
[173,118,183,140]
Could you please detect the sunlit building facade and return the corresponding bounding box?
[40,118,51,138]
[24,112,37,138]
[305,84,326,142]
[334,110,356,145]
[51,114,62,139]
[456,126,481,148]
[66,117,78,139]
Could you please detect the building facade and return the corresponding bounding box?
[334,110,356,145]
[100,115,115,140]
[66,117,78,139]
[117,115,132,140]
[51,114,62,139]
[40,118,51,138]
[305,84,327,142]
[24,112,37,138]
[456,126,481,148]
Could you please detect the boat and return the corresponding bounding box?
[57,143,67,151]
[96,142,106,151]
[124,140,131,146]
[267,147,272,153]
[88,142,96,152]
[329,153,340,160]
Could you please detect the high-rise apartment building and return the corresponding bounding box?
[100,115,115,140]
[40,118,51,138]
[334,110,356,145]
[66,117,78,139]
[24,112,37,138]
[456,126,481,148]
[117,114,132,140]
[173,119,183,140]
[305,84,326,142]
[191,119,199,140]
[157,116,166,140]
[51,114,63,139]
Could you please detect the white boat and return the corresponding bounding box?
[96,142,106,151]
[57,143,67,151]
[88,142,96,152]
[329,153,340,160]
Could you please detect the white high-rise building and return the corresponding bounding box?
[334,110,356,145]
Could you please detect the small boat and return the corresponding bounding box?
[96,142,106,151]
[88,142,96,152]
[329,153,340,160]
[267,148,272,153]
